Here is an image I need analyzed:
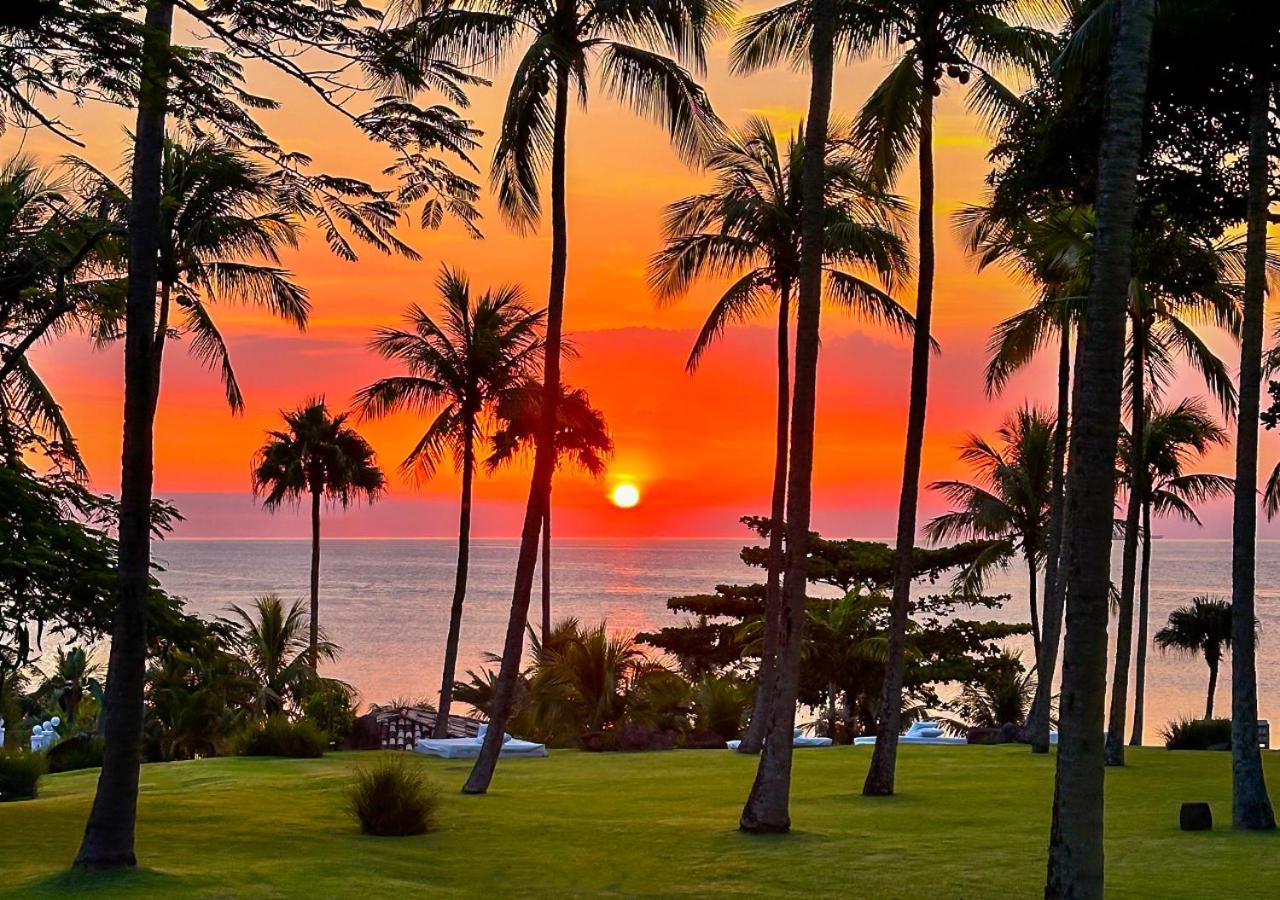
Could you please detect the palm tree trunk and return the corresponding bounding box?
[463,59,569,794]
[1045,0,1154,893]
[1106,324,1145,767]
[147,282,170,422]
[74,0,173,872]
[738,0,833,833]
[1129,495,1152,746]
[1029,324,1073,753]
[1205,654,1219,721]
[864,31,937,798]
[1027,551,1041,652]
[435,416,475,738]
[308,486,322,673]
[541,504,551,642]
[1229,61,1276,831]
[740,279,791,755]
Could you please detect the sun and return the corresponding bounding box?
[610,483,640,509]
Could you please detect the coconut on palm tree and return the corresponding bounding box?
[401,0,725,793]
[1154,596,1245,720]
[649,117,913,755]
[925,405,1054,648]
[486,380,613,641]
[357,266,544,737]
[1123,399,1231,745]
[251,399,385,672]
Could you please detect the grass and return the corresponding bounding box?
[1,745,1276,897]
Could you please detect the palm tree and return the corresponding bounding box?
[1124,399,1231,746]
[357,267,544,738]
[69,136,310,417]
[486,380,613,641]
[1045,0,1156,892]
[0,154,116,474]
[405,0,725,795]
[225,594,335,718]
[925,406,1055,648]
[649,117,913,754]
[35,647,104,730]
[1230,16,1278,831]
[847,0,1053,798]
[1154,597,1242,720]
[251,399,386,672]
[957,201,1092,753]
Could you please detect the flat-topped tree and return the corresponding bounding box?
[640,527,1027,737]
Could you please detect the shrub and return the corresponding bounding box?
[240,716,328,758]
[1162,717,1232,750]
[302,684,357,743]
[692,675,750,741]
[46,734,105,773]
[0,750,46,801]
[348,753,440,836]
[615,723,677,752]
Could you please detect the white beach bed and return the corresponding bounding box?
[853,721,968,746]
[726,729,833,750]
[413,723,548,759]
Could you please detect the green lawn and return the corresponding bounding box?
[1,745,1275,897]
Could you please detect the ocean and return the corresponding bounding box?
[152,537,1280,742]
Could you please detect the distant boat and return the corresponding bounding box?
[1152,535,1165,540]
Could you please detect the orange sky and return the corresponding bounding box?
[15,8,1271,539]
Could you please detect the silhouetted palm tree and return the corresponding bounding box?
[69,137,310,417]
[1123,399,1231,746]
[226,594,336,717]
[844,0,1054,798]
[1046,0,1156,891]
[649,117,913,754]
[926,405,1054,648]
[252,399,386,672]
[1154,596,1241,720]
[357,267,544,737]
[486,380,613,641]
[405,0,726,794]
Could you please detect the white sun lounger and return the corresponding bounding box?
[726,728,833,750]
[853,720,968,746]
[413,723,548,759]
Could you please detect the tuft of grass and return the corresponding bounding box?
[0,749,46,802]
[348,753,440,836]
[1161,717,1232,750]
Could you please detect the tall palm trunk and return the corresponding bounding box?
[1106,326,1144,767]
[1027,552,1041,651]
[309,484,322,673]
[740,280,791,754]
[1229,62,1276,831]
[1029,325,1072,752]
[1045,0,1154,892]
[435,416,475,738]
[864,30,936,798]
[541,505,551,642]
[1205,651,1220,720]
[737,0,832,833]
[1129,495,1151,745]
[463,60,569,793]
[74,0,173,871]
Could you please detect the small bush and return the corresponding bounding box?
[1162,717,1232,750]
[348,754,440,836]
[240,716,328,758]
[0,750,46,802]
[302,684,357,744]
[46,735,105,773]
[615,723,677,752]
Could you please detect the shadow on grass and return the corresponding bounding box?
[22,866,188,897]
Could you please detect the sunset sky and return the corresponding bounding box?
[17,6,1269,540]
